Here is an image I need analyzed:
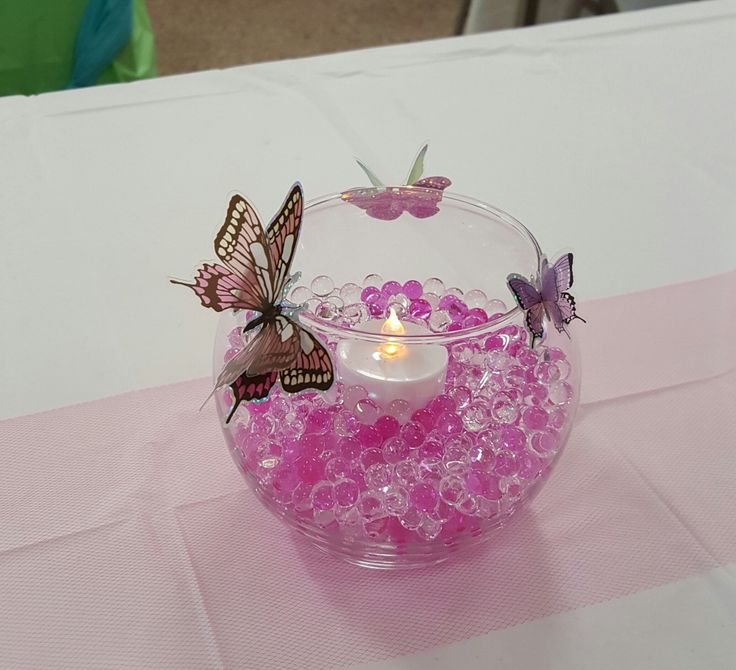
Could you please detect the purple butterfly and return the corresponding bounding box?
[507,253,585,347]
[341,144,451,221]
[171,184,334,422]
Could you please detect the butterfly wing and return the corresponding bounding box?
[405,143,429,185]
[525,303,546,343]
[341,188,404,221]
[507,275,542,311]
[213,316,301,391]
[215,194,274,309]
[280,321,334,394]
[412,176,451,191]
[266,184,304,301]
[170,263,255,311]
[226,371,278,423]
[552,253,574,294]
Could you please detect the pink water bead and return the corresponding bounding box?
[360,448,383,470]
[518,453,542,480]
[375,414,400,439]
[402,280,424,300]
[411,409,435,432]
[494,450,519,476]
[483,334,507,351]
[410,482,438,512]
[530,428,560,455]
[306,408,332,434]
[311,481,335,510]
[409,298,432,320]
[499,425,526,451]
[338,436,361,462]
[297,457,324,485]
[360,285,381,304]
[381,280,402,298]
[522,406,548,431]
[357,425,382,449]
[400,421,426,448]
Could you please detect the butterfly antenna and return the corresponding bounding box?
[198,386,217,412]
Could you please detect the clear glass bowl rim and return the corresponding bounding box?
[298,187,544,346]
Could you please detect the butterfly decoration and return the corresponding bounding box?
[507,253,586,348]
[341,143,451,221]
[171,184,334,423]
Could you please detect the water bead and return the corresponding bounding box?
[410,482,439,512]
[313,508,336,528]
[290,285,313,304]
[476,496,500,519]
[544,347,566,362]
[423,277,445,295]
[315,301,339,320]
[499,425,526,451]
[448,386,472,410]
[357,490,385,520]
[343,385,368,411]
[310,275,334,297]
[484,350,512,371]
[387,295,410,319]
[334,411,361,436]
[384,485,410,515]
[460,288,485,309]
[444,287,464,299]
[357,425,382,449]
[450,343,474,363]
[409,298,432,320]
[483,334,506,351]
[421,292,440,309]
[375,414,400,439]
[442,446,469,474]
[361,285,382,304]
[281,414,306,439]
[394,460,421,487]
[491,392,519,424]
[429,310,452,332]
[297,455,325,484]
[342,302,370,326]
[522,406,548,431]
[447,321,463,332]
[530,428,560,455]
[549,409,566,430]
[416,516,443,540]
[400,506,423,530]
[494,451,519,476]
[354,398,380,425]
[271,462,299,494]
[363,273,383,288]
[311,481,336,510]
[292,482,314,512]
[387,398,412,424]
[429,394,456,414]
[383,436,410,464]
[517,347,538,368]
[364,463,393,490]
[338,436,362,462]
[535,361,561,384]
[339,282,362,304]
[411,408,435,432]
[439,475,468,505]
[360,447,383,470]
[548,381,573,405]
[457,495,480,516]
[400,280,422,300]
[467,444,495,470]
[368,302,386,318]
[399,421,425,448]
[462,314,485,328]
[306,408,332,434]
[381,280,402,298]
[435,411,463,436]
[518,453,542,480]
[555,358,572,381]
[501,477,523,501]
[461,401,492,432]
[325,457,352,482]
[419,438,443,460]
[485,299,507,314]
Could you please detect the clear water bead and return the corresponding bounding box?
[491,391,519,424]
[364,463,392,490]
[343,385,368,410]
[363,273,384,288]
[387,398,412,424]
[548,381,573,405]
[290,285,312,304]
[462,401,491,432]
[311,275,335,297]
[421,292,440,309]
[354,398,380,425]
[384,485,410,515]
[429,310,452,332]
[342,302,370,326]
[485,299,507,315]
[423,277,445,295]
[464,289,487,309]
[339,282,362,304]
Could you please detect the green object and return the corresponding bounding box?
[0,0,156,96]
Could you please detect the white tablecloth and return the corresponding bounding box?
[1,2,735,667]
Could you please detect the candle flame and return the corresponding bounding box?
[379,307,406,359]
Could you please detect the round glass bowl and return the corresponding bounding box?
[214,187,581,569]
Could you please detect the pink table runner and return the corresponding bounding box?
[1,272,734,668]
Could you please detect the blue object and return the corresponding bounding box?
[66,0,133,89]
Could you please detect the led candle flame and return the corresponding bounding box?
[377,308,405,360]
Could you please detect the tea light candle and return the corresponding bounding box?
[336,309,448,411]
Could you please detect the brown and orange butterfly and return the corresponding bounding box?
[172,184,334,422]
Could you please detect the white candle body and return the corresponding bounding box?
[336,320,448,412]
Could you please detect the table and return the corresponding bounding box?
[1,2,735,667]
